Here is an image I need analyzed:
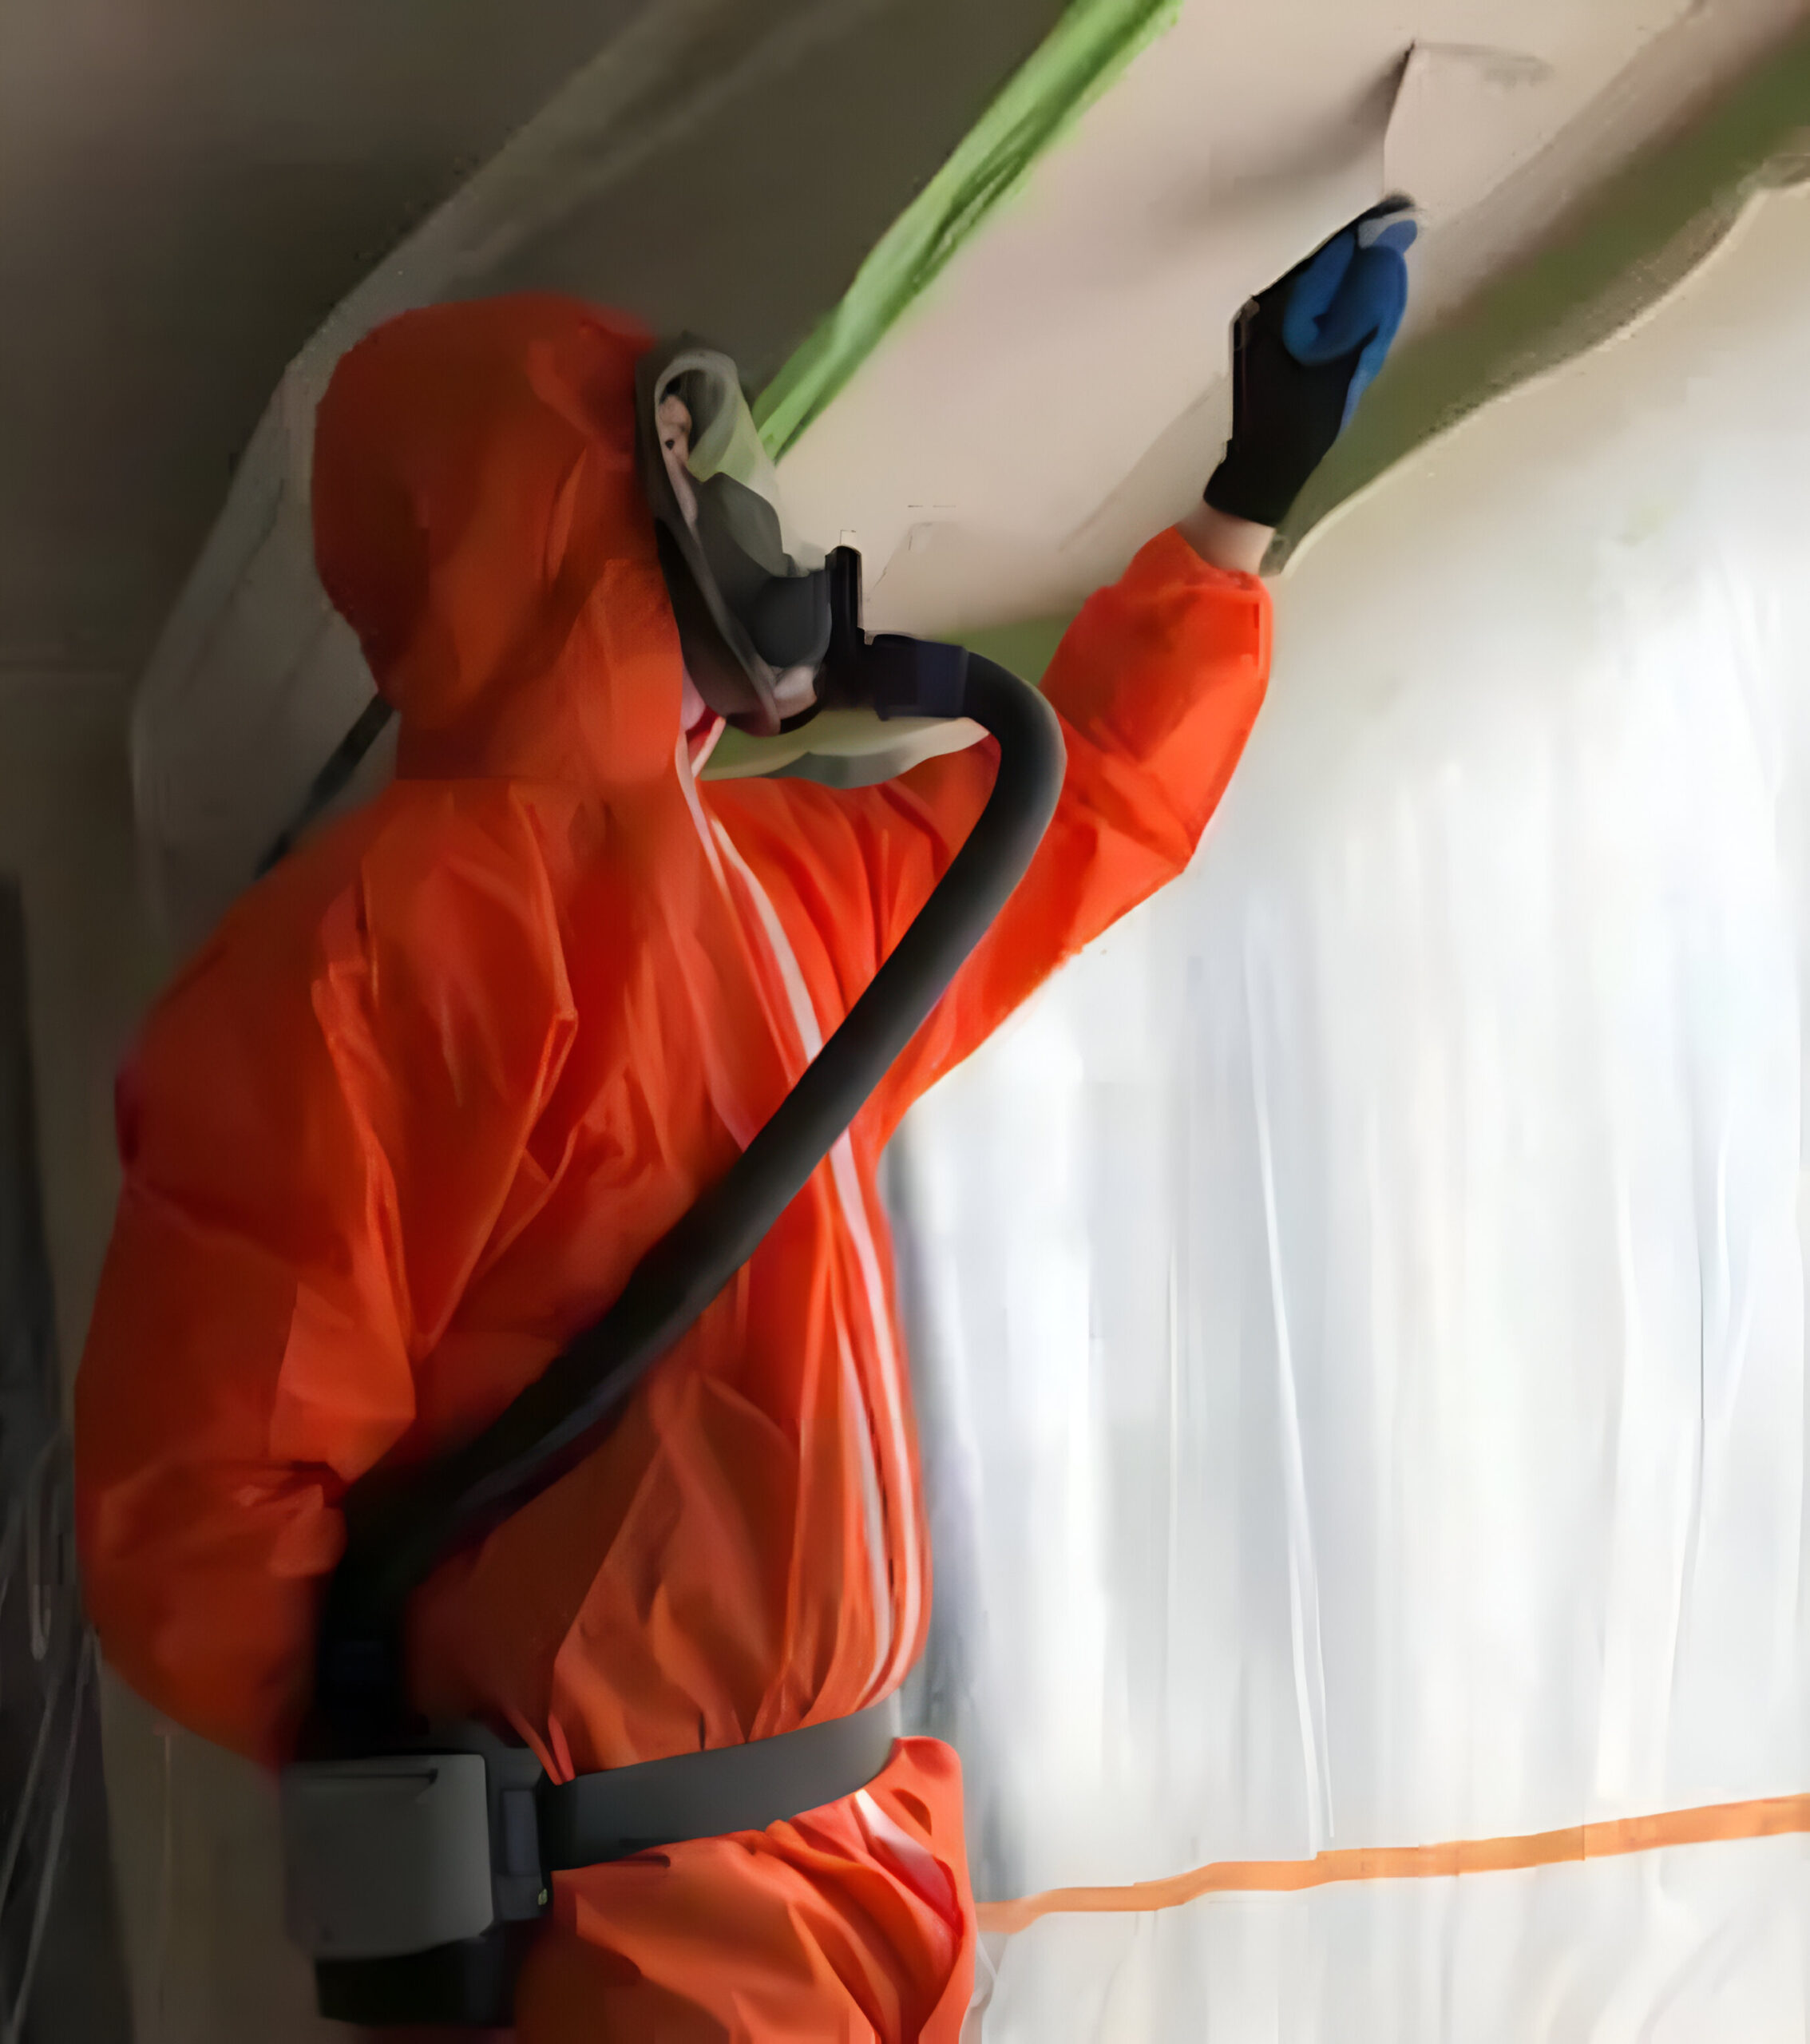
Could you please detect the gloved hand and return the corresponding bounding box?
[1204,196,1418,529]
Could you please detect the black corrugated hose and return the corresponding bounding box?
[314,651,1063,1746]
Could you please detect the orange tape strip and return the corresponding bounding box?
[976,1792,1810,1935]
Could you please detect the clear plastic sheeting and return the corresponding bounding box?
[973,1834,1810,2041]
[889,183,1810,2033]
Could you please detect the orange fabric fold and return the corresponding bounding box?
[75,293,1274,2039]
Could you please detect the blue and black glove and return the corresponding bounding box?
[1204,196,1418,529]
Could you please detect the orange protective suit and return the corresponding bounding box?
[74,295,1270,2039]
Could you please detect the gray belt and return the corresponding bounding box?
[284,1694,903,1967]
[542,1693,902,1866]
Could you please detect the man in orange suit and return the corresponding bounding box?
[76,201,1413,2038]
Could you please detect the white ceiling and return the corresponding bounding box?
[778,0,1808,636]
[1,0,1800,679]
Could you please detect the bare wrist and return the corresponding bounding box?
[1178,501,1275,576]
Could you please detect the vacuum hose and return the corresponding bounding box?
[315,653,1063,1741]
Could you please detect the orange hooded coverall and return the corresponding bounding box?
[74,295,1271,2040]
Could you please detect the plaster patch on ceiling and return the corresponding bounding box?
[1387,42,1559,225]
[777,0,1697,639]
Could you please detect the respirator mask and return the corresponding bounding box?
[636,337,832,738]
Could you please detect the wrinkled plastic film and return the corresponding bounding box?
[976,1836,1810,2042]
[885,185,1810,2033]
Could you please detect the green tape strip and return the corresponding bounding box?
[753,0,1182,461]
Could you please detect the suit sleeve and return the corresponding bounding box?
[848,528,1270,1136]
[73,794,576,1763]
